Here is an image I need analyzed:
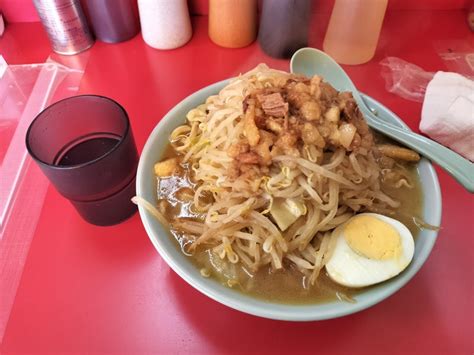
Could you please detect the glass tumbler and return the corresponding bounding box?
[26,95,138,226]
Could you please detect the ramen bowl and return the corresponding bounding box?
[136,79,442,321]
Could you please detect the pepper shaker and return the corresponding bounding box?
[138,0,192,50]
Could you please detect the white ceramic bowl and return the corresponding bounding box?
[136,80,442,321]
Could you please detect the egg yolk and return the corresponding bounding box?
[344,216,402,260]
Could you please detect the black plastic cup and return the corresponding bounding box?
[26,95,138,226]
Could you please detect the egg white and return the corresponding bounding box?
[325,213,415,288]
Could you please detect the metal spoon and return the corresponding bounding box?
[290,47,474,193]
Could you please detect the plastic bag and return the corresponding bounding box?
[380,57,434,102]
[0,54,86,343]
[434,39,474,80]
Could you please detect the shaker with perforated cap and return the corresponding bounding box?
[138,0,192,50]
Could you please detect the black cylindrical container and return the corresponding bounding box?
[81,0,140,43]
[258,0,312,59]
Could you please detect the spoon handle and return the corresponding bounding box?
[359,106,474,193]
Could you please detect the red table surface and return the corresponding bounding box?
[1,12,473,355]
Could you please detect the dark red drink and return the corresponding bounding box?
[26,95,138,226]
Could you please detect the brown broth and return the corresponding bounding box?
[191,249,360,304]
[380,165,423,238]
[156,144,423,304]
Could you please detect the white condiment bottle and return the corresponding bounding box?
[138,0,192,50]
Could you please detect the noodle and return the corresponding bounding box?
[146,64,418,288]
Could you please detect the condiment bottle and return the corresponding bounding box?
[468,4,474,31]
[258,0,312,59]
[138,0,192,50]
[0,12,4,37]
[82,0,140,43]
[208,0,257,48]
[323,0,388,65]
[33,0,94,55]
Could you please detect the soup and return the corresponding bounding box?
[145,65,424,304]
[156,143,422,303]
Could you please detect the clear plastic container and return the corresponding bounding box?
[0,55,85,342]
[323,0,388,65]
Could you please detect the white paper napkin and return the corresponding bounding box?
[420,71,474,161]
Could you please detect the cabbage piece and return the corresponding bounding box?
[270,198,307,231]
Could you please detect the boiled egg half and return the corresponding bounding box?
[325,213,415,288]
